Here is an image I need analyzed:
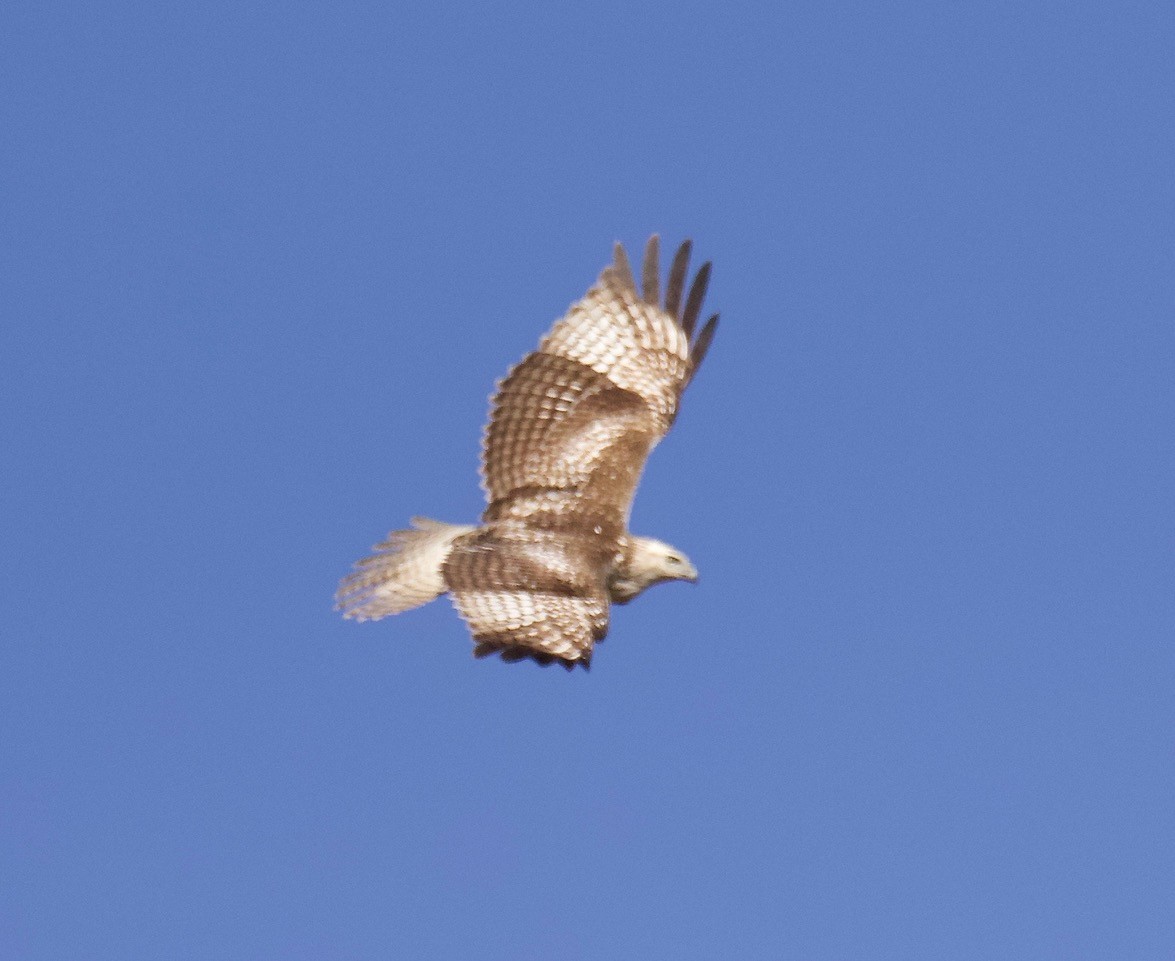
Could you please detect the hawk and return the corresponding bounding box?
[336,236,719,669]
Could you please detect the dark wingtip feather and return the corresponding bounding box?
[690,313,719,370]
[681,261,712,338]
[664,240,692,318]
[612,242,635,290]
[641,235,660,305]
[472,641,587,671]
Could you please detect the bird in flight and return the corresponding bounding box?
[336,236,719,669]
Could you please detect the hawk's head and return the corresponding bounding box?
[609,536,698,604]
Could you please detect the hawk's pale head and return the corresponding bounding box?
[609,536,698,604]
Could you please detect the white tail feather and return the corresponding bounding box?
[335,518,476,621]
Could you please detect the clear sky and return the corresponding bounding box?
[3,1,1173,958]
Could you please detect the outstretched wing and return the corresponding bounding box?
[481,236,718,531]
[442,524,611,669]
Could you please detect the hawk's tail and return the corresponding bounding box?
[335,517,476,621]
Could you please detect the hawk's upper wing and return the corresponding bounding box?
[481,236,718,531]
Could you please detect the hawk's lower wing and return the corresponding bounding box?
[443,525,610,669]
[456,589,608,669]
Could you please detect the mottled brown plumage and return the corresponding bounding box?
[336,236,719,669]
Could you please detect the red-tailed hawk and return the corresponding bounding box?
[336,236,719,669]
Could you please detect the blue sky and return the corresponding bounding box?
[3,0,1173,957]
